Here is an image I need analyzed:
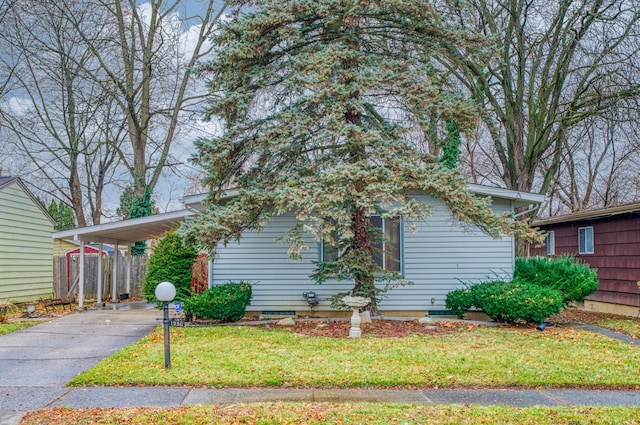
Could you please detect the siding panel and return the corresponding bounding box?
[0,181,54,302]
[211,194,516,313]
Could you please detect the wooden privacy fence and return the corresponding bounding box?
[53,255,148,301]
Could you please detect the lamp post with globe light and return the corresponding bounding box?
[155,281,176,369]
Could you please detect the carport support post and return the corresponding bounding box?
[78,241,85,308]
[97,242,103,304]
[126,247,131,294]
[112,242,119,302]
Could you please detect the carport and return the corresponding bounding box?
[52,209,197,307]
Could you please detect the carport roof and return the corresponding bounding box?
[52,209,197,245]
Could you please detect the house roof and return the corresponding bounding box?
[52,209,198,245]
[181,189,237,212]
[532,202,640,227]
[52,184,545,246]
[0,176,16,189]
[182,185,546,212]
[0,176,56,225]
[466,184,546,208]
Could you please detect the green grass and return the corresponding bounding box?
[20,404,640,424]
[0,320,40,336]
[71,324,640,389]
[556,309,640,338]
[599,319,640,338]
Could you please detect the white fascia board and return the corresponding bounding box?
[183,186,545,212]
[468,184,546,207]
[52,209,196,244]
[182,189,239,211]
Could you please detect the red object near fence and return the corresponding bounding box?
[191,253,209,294]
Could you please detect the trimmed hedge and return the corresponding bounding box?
[480,280,564,323]
[514,256,599,304]
[446,257,597,323]
[446,279,564,323]
[184,281,252,322]
[445,280,502,318]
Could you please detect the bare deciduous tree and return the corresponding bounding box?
[547,107,640,214]
[0,0,121,226]
[1,0,226,225]
[61,0,226,201]
[441,0,640,199]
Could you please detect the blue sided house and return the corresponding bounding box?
[182,184,545,317]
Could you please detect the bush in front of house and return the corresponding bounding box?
[446,257,599,324]
[142,230,198,305]
[514,256,599,304]
[184,281,252,322]
[478,280,564,323]
[445,280,504,318]
[446,279,564,324]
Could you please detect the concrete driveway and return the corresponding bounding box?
[0,302,159,424]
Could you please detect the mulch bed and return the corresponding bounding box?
[187,308,640,338]
[272,319,481,338]
[209,318,483,338]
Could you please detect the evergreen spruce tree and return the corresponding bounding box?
[182,0,540,312]
[142,231,198,304]
[117,184,155,255]
[41,199,76,231]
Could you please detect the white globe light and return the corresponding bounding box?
[155,281,176,301]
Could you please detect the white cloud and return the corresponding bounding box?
[3,96,33,116]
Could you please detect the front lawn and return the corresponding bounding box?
[0,320,40,336]
[71,323,640,389]
[20,404,640,425]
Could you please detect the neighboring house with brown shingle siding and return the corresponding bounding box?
[531,203,640,316]
[0,176,55,303]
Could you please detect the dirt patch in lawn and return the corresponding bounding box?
[550,308,640,325]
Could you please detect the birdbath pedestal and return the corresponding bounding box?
[342,296,371,338]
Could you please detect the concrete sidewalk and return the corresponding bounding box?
[38,386,640,409]
[2,305,640,425]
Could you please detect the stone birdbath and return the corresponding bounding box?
[342,296,371,338]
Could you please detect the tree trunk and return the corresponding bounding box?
[351,206,377,314]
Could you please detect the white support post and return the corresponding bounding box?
[112,242,119,302]
[126,246,131,294]
[78,241,85,308]
[97,242,103,304]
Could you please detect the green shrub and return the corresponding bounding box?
[184,281,252,322]
[446,279,564,323]
[479,280,564,323]
[445,280,505,318]
[514,256,599,304]
[142,231,198,305]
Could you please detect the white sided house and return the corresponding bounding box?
[0,176,56,302]
[183,185,545,316]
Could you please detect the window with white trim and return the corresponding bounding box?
[578,226,594,254]
[322,216,401,272]
[546,231,555,256]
